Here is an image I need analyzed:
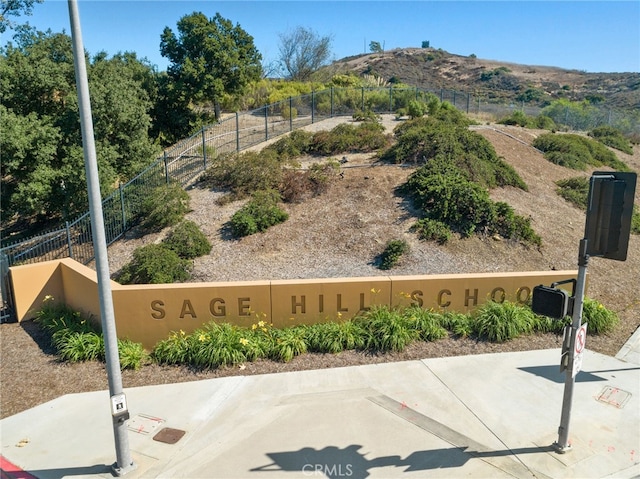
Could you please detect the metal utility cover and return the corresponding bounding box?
[127,413,165,435]
[595,386,631,409]
[153,427,186,445]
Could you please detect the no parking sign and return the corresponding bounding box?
[572,323,588,378]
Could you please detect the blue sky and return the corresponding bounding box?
[3,1,639,73]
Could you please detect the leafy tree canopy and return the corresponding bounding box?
[1,30,160,227]
[160,11,262,119]
[0,0,43,33]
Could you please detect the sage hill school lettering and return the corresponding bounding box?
[147,286,533,320]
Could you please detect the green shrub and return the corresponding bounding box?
[533,133,628,171]
[310,122,389,155]
[632,210,640,235]
[588,126,633,155]
[139,183,190,232]
[187,322,267,369]
[410,218,452,244]
[201,151,285,201]
[407,99,427,119]
[401,307,448,341]
[263,130,313,161]
[117,339,148,370]
[163,220,212,259]
[472,300,537,342]
[35,297,147,369]
[555,176,589,209]
[378,239,409,270]
[230,189,289,237]
[55,331,104,362]
[151,330,193,365]
[305,321,367,353]
[268,326,308,362]
[117,244,192,284]
[498,110,530,127]
[381,117,526,190]
[582,298,619,334]
[438,311,473,338]
[354,305,419,352]
[352,109,381,122]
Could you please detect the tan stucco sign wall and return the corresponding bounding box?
[10,258,580,350]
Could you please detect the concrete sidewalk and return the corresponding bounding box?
[1,347,639,479]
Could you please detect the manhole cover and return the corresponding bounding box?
[595,386,631,408]
[153,427,186,445]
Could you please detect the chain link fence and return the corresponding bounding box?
[1,85,637,320]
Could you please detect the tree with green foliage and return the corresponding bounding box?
[369,41,382,53]
[1,30,160,226]
[278,26,332,81]
[160,12,262,121]
[0,0,42,33]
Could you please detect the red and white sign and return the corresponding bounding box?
[572,323,588,378]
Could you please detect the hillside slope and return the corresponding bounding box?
[105,115,640,354]
[323,48,640,109]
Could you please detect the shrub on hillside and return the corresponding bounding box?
[588,126,633,155]
[532,133,629,171]
[117,244,192,284]
[162,220,212,259]
[138,183,190,232]
[555,176,589,209]
[230,189,289,237]
[263,130,314,161]
[381,117,526,190]
[400,161,540,245]
[410,218,451,244]
[201,151,285,202]
[378,239,409,270]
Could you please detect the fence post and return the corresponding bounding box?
[388,86,393,113]
[311,90,315,123]
[289,97,293,131]
[119,184,127,233]
[264,106,268,142]
[163,151,170,184]
[361,87,365,112]
[466,92,470,114]
[201,126,207,171]
[331,87,334,117]
[65,221,74,260]
[236,112,240,152]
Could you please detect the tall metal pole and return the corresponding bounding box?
[554,238,589,453]
[67,0,135,474]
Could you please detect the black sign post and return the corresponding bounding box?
[552,171,636,453]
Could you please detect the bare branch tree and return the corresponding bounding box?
[278,26,333,81]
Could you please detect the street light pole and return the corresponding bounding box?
[67,0,135,474]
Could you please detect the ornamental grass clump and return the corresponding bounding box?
[305,320,367,353]
[35,296,146,369]
[581,298,619,334]
[268,326,308,362]
[189,322,268,369]
[400,306,448,341]
[354,305,419,352]
[472,300,537,342]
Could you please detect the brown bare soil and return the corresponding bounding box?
[1,116,638,420]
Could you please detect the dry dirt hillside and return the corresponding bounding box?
[1,115,638,419]
[325,48,640,109]
[106,114,640,348]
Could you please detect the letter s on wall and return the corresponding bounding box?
[151,300,165,320]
